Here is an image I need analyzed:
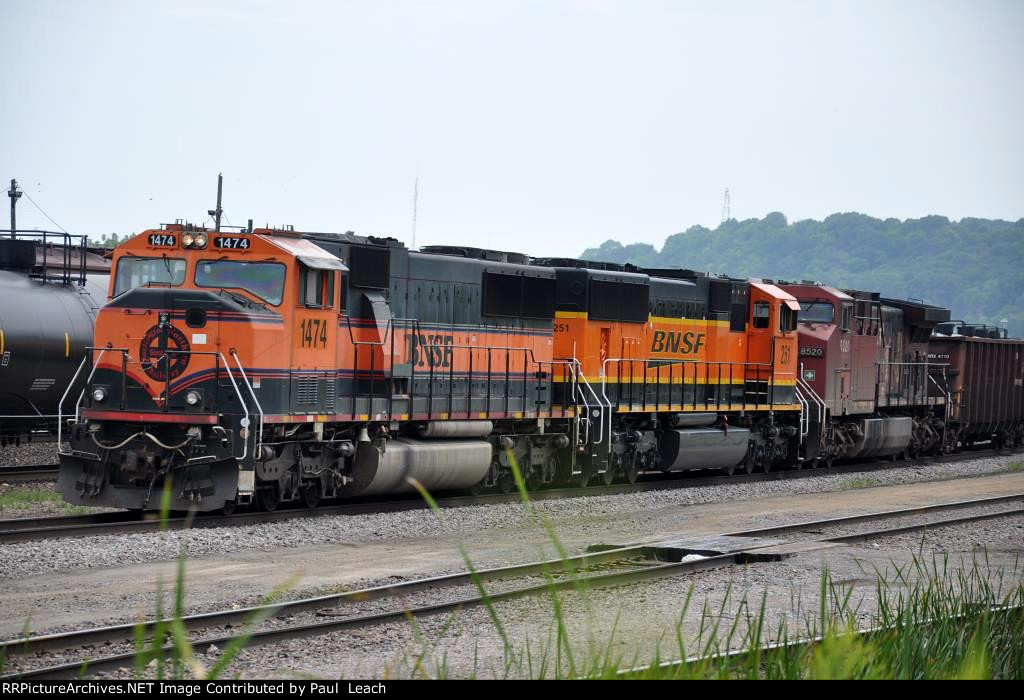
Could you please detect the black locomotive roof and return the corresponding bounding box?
[881,297,951,325]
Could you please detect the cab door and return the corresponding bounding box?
[291,261,340,414]
[746,296,774,406]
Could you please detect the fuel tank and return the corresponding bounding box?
[659,427,751,471]
[845,417,912,459]
[342,438,492,497]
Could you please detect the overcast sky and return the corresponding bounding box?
[3,0,1022,257]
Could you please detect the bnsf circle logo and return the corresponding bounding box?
[140,325,191,381]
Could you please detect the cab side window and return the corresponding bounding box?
[840,304,852,332]
[299,265,335,309]
[779,305,797,332]
[753,302,771,329]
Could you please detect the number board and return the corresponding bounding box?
[213,236,251,250]
[148,233,177,248]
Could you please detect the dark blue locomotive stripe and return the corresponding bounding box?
[164,366,547,394]
[110,308,285,324]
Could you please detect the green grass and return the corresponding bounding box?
[1008,461,1023,473]
[395,451,1024,679]
[0,488,91,514]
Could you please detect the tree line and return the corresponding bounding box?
[581,212,1024,338]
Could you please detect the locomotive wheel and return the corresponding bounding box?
[742,449,756,475]
[221,500,237,516]
[570,470,589,488]
[760,447,772,474]
[256,483,281,512]
[524,468,540,491]
[300,480,322,509]
[498,469,516,494]
[622,459,639,484]
[599,465,615,486]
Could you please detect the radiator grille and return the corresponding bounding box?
[296,376,319,405]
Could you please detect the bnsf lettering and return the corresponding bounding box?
[650,331,705,355]
[408,334,455,368]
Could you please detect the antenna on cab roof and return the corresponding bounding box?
[208,173,224,232]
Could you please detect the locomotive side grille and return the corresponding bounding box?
[296,375,319,405]
[323,378,336,411]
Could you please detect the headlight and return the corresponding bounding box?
[185,390,202,406]
[193,232,207,248]
[92,388,107,402]
[182,232,195,247]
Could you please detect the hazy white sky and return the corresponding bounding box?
[3,0,1022,257]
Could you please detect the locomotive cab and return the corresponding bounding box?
[57,224,347,511]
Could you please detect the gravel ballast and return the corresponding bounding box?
[0,440,59,467]
[7,509,1022,679]
[2,453,1022,579]
[59,513,1022,680]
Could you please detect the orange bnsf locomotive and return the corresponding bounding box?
[56,223,804,512]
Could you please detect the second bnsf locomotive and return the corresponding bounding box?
[57,224,804,511]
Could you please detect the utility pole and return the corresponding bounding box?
[8,179,21,238]
[207,173,223,231]
[720,188,731,224]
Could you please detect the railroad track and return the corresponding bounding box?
[1,447,1021,544]
[0,464,59,483]
[3,493,1022,679]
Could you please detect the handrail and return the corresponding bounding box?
[57,355,93,456]
[599,356,794,413]
[794,385,809,442]
[215,352,251,461]
[231,349,264,461]
[0,229,90,286]
[66,347,252,461]
[795,370,826,441]
[575,363,609,448]
[876,360,949,408]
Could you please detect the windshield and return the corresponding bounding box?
[114,256,186,296]
[195,260,286,305]
[799,301,835,324]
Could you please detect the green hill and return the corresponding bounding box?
[581,212,1024,338]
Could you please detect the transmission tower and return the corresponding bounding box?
[720,188,731,224]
